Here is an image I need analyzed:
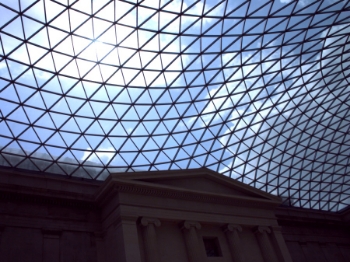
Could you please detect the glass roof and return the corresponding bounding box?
[0,0,349,212]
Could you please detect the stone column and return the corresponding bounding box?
[254,226,278,262]
[0,226,3,254]
[223,224,244,262]
[113,218,142,262]
[140,217,161,262]
[42,229,61,262]
[94,232,106,262]
[270,226,293,262]
[181,221,203,262]
[324,243,347,262]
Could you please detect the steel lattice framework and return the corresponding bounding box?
[0,0,349,211]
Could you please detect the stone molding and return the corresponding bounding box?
[0,168,281,211]
[114,183,278,208]
[0,189,96,209]
[0,190,98,209]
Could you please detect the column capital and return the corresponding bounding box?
[223,224,242,233]
[224,224,244,262]
[181,221,203,262]
[140,217,161,227]
[181,220,201,230]
[253,226,271,235]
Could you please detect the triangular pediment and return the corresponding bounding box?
[108,168,280,202]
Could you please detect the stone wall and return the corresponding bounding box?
[0,168,101,262]
[1,167,349,262]
[277,207,350,262]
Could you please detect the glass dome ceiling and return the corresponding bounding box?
[0,0,349,211]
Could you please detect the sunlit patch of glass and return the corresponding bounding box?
[0,0,350,212]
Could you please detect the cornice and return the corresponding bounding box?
[0,190,97,209]
[276,207,349,228]
[0,167,100,209]
[97,179,281,209]
[0,167,280,210]
[109,168,281,202]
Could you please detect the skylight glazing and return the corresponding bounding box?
[0,0,349,211]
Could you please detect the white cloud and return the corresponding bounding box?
[280,0,309,6]
[81,147,115,164]
[0,61,6,70]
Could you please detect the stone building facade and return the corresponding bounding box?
[0,167,349,261]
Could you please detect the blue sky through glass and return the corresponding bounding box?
[0,0,350,211]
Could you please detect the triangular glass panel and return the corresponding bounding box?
[50,9,70,32]
[71,0,92,14]
[70,137,89,155]
[75,18,94,39]
[32,69,53,88]
[40,92,61,108]
[21,15,43,39]
[97,25,117,45]
[0,5,18,27]
[138,30,158,50]
[3,17,24,39]
[95,0,114,21]
[0,33,23,56]
[59,131,80,147]
[133,153,150,165]
[119,152,137,165]
[83,133,104,149]
[2,139,26,156]
[142,120,158,134]
[23,106,45,124]
[120,138,138,151]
